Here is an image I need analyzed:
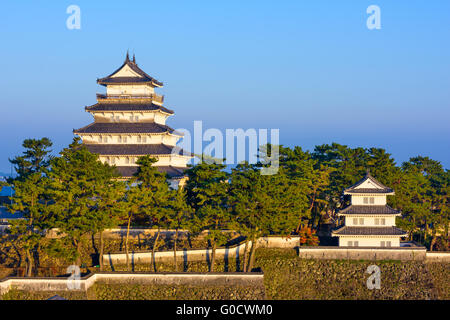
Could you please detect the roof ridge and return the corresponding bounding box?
[73,122,96,134]
[97,58,163,87]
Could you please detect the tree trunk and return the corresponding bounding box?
[430,233,437,252]
[25,248,33,277]
[173,229,178,272]
[152,226,161,272]
[99,231,104,271]
[75,239,82,266]
[247,236,257,272]
[242,240,249,272]
[210,241,217,272]
[125,214,132,271]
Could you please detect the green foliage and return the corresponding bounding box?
[8,137,52,182]
[6,137,53,276]
[44,137,124,264]
[185,160,230,244]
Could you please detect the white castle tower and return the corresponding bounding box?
[74,53,192,187]
[332,172,407,247]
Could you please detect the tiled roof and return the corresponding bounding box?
[332,226,407,236]
[86,103,174,114]
[115,166,187,178]
[97,54,163,87]
[73,122,174,134]
[338,205,400,215]
[344,172,393,194]
[85,144,189,156]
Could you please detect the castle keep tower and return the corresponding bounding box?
[74,53,192,187]
[332,172,407,247]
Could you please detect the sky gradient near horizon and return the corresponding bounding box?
[0,0,449,173]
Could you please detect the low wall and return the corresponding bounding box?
[298,246,427,261]
[45,228,240,239]
[104,236,300,266]
[426,252,450,262]
[0,272,264,296]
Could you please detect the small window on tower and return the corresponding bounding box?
[354,241,359,247]
[375,218,380,225]
[363,197,369,204]
[381,241,385,247]
[104,136,108,143]
[135,115,139,122]
[386,241,391,247]
[115,116,120,122]
[98,136,102,143]
[137,136,141,143]
[381,218,386,225]
[123,136,127,143]
[125,157,130,164]
[118,136,122,143]
[353,218,358,225]
[142,136,147,143]
[369,197,375,204]
[359,218,364,225]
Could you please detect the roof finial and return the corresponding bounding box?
[132,53,136,63]
[366,168,370,176]
[125,50,130,62]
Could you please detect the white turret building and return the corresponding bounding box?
[74,53,192,187]
[332,172,407,247]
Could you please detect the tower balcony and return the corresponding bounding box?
[96,93,164,104]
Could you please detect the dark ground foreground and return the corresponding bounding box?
[1,249,449,300]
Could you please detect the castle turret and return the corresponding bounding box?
[332,172,407,247]
[74,53,192,187]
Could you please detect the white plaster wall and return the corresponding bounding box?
[351,195,387,205]
[81,134,179,146]
[106,84,155,96]
[338,236,401,247]
[92,112,169,125]
[99,155,189,167]
[345,216,396,227]
[110,64,141,78]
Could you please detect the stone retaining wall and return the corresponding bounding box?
[104,236,300,265]
[0,272,264,296]
[426,252,450,262]
[298,246,428,261]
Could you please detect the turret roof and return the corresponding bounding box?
[73,122,175,135]
[115,165,187,178]
[84,144,191,156]
[332,226,407,236]
[85,102,173,114]
[97,53,163,87]
[337,205,400,215]
[344,171,394,194]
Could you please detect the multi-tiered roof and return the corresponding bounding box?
[74,53,192,184]
[332,172,407,247]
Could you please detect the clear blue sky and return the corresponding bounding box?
[0,0,449,173]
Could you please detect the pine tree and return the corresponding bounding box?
[124,155,172,272]
[45,138,121,266]
[7,137,53,277]
[185,159,230,272]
